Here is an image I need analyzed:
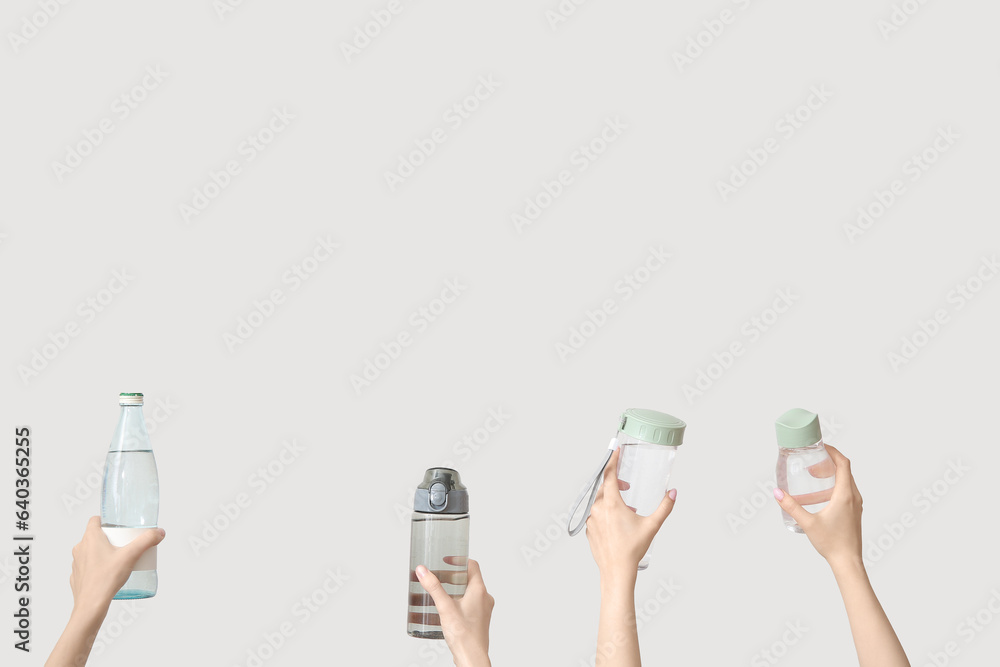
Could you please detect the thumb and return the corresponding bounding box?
[118,528,165,567]
[645,488,677,534]
[415,565,457,616]
[773,488,813,530]
[600,449,625,507]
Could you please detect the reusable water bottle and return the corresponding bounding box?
[407,468,469,639]
[101,393,160,599]
[568,408,686,570]
[775,408,835,534]
[615,409,685,569]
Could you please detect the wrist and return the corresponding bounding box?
[826,553,866,578]
[452,646,490,667]
[69,598,111,631]
[599,567,638,596]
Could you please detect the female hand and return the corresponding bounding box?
[70,516,166,617]
[774,445,911,667]
[585,448,675,667]
[585,448,676,578]
[46,517,165,667]
[416,559,494,667]
[773,444,862,568]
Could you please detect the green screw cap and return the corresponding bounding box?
[619,408,686,446]
[775,408,822,448]
[119,392,144,406]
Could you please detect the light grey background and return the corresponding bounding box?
[2,1,998,665]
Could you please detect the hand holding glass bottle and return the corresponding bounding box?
[101,392,160,599]
[46,518,165,667]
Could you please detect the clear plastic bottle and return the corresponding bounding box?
[101,392,159,599]
[407,468,469,639]
[775,408,835,534]
[615,409,686,570]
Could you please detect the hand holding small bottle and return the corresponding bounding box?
[773,444,862,568]
[773,445,910,667]
[415,559,493,667]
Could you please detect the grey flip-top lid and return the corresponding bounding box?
[413,468,469,514]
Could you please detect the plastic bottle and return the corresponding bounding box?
[615,409,686,570]
[775,408,835,533]
[407,468,469,638]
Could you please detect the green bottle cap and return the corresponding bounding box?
[619,408,686,446]
[119,392,144,406]
[775,408,822,448]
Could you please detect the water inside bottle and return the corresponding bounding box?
[618,443,675,569]
[102,450,159,599]
[776,445,835,533]
[408,515,469,638]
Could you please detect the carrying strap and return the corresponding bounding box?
[566,438,619,536]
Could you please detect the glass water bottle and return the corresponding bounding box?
[101,392,160,599]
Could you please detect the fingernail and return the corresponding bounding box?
[667,489,677,501]
[415,565,427,580]
[158,528,166,537]
[773,488,784,500]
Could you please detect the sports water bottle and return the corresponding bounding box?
[775,408,835,533]
[568,408,686,570]
[101,392,160,599]
[407,468,469,639]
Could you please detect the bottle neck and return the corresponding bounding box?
[779,438,825,453]
[110,405,151,451]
